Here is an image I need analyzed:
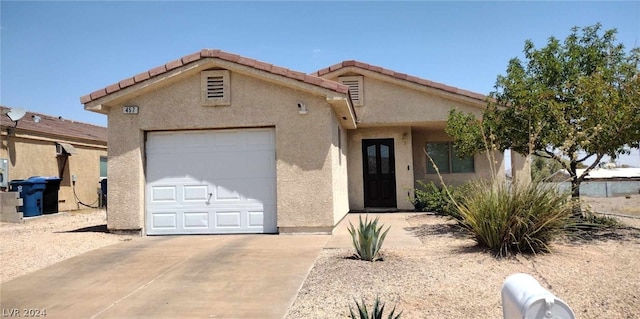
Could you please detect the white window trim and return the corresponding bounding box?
[338,75,363,106]
[201,70,230,106]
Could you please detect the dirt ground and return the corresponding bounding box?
[583,194,640,217]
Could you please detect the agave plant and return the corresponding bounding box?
[349,296,402,319]
[347,215,390,261]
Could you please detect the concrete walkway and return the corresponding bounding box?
[0,213,421,319]
[326,213,423,249]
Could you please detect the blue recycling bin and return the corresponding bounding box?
[9,177,46,217]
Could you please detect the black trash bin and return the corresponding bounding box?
[9,177,46,217]
[100,178,107,208]
[40,176,62,214]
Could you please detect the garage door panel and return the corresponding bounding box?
[245,129,274,147]
[146,128,276,235]
[183,212,209,229]
[215,211,242,228]
[151,212,178,229]
[215,184,241,201]
[244,182,276,205]
[248,211,264,228]
[244,151,276,177]
[150,186,177,202]
[183,185,209,202]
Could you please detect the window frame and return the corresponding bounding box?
[99,156,108,178]
[426,142,474,174]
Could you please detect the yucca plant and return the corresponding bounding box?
[347,215,390,261]
[349,296,402,319]
[453,179,572,257]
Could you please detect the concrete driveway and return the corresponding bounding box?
[0,234,329,319]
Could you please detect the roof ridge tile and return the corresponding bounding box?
[81,49,349,105]
[312,59,487,102]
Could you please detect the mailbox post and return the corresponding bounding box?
[502,273,575,319]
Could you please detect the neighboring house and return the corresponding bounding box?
[549,167,640,197]
[81,49,525,235]
[0,105,107,212]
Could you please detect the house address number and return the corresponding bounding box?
[123,106,139,114]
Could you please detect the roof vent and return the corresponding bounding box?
[338,76,363,106]
[201,70,230,106]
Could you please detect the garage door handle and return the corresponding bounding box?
[207,193,213,204]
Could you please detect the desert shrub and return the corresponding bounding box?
[453,180,572,257]
[411,180,471,221]
[349,296,402,319]
[411,181,448,213]
[348,215,390,262]
[565,209,621,232]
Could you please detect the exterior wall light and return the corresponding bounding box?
[297,103,307,115]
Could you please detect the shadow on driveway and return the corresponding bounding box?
[56,224,109,233]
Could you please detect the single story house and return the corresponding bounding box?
[1,105,108,212]
[81,49,527,235]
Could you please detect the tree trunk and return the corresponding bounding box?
[570,160,582,217]
[570,177,582,216]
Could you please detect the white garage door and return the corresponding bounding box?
[145,128,277,235]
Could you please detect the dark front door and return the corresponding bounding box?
[362,139,397,208]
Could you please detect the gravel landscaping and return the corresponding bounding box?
[286,196,640,319]
[0,209,137,283]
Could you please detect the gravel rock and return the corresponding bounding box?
[286,214,640,319]
[0,209,137,283]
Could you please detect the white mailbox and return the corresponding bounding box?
[502,273,575,319]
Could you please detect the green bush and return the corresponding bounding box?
[349,296,402,319]
[348,215,390,262]
[411,180,470,221]
[453,180,572,257]
[411,181,448,213]
[565,209,621,232]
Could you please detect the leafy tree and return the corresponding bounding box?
[446,24,640,213]
[531,156,565,181]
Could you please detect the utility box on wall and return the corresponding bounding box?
[0,158,8,188]
[502,273,575,319]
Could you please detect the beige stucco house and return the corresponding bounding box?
[1,105,107,212]
[81,49,523,235]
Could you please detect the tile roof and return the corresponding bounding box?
[312,60,487,102]
[0,105,107,143]
[81,49,350,104]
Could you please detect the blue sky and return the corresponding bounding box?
[2,1,639,166]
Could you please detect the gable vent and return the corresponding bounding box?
[338,76,363,106]
[201,70,230,106]
[206,76,225,98]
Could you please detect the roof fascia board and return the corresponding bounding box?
[84,60,209,113]
[0,130,107,149]
[326,95,357,129]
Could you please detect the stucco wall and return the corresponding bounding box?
[331,74,483,126]
[412,128,505,187]
[0,133,106,212]
[331,113,350,225]
[347,127,415,211]
[104,69,341,233]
